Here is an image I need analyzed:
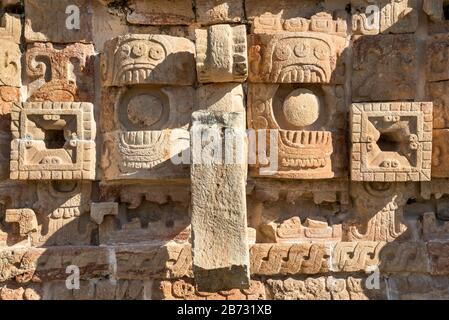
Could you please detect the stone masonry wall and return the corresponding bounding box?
[1,0,449,300]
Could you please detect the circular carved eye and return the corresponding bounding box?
[274,45,291,61]
[127,94,164,128]
[149,46,164,60]
[131,44,146,57]
[294,43,308,57]
[314,46,330,60]
[120,45,131,57]
[282,89,320,128]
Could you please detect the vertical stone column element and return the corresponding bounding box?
[190,109,249,291]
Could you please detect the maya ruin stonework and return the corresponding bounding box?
[2,0,449,300]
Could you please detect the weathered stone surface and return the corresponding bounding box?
[428,242,449,274]
[102,34,196,86]
[427,34,449,82]
[90,202,118,225]
[153,279,266,300]
[25,42,95,102]
[0,39,21,87]
[432,129,449,177]
[98,185,191,245]
[24,0,93,43]
[350,102,433,181]
[388,274,449,299]
[5,208,38,237]
[0,13,21,43]
[191,110,249,291]
[245,0,323,22]
[0,246,111,283]
[0,86,19,179]
[422,212,449,241]
[351,0,418,35]
[196,24,247,82]
[126,0,195,25]
[248,32,347,84]
[196,0,244,25]
[266,276,388,300]
[247,83,347,179]
[10,102,96,180]
[352,35,417,102]
[115,244,193,279]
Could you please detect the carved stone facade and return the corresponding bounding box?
[0,0,449,301]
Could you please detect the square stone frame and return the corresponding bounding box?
[10,102,96,180]
[351,102,432,181]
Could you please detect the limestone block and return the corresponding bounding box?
[247,83,347,179]
[387,274,449,299]
[0,13,21,43]
[427,33,449,82]
[190,110,250,291]
[427,80,449,129]
[266,276,388,300]
[10,102,96,180]
[97,185,190,245]
[432,129,449,177]
[126,0,194,25]
[248,32,347,84]
[90,202,118,225]
[196,0,244,25]
[260,217,342,243]
[197,83,245,112]
[331,241,429,273]
[25,43,95,102]
[428,242,449,275]
[0,39,21,87]
[351,0,418,35]
[252,12,347,36]
[0,246,111,283]
[115,244,193,279]
[423,0,444,22]
[0,86,19,180]
[350,102,433,182]
[245,0,322,22]
[422,212,449,241]
[24,0,93,43]
[344,182,413,242]
[5,209,38,237]
[352,35,417,102]
[195,24,247,82]
[153,279,266,300]
[250,243,331,275]
[101,34,196,86]
[100,86,194,181]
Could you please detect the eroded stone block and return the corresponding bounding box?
[153,279,266,300]
[248,32,347,84]
[245,0,322,22]
[0,39,21,87]
[5,209,38,237]
[432,129,449,177]
[352,35,417,102]
[196,0,244,25]
[0,13,21,43]
[191,110,250,291]
[0,86,19,180]
[102,34,196,86]
[10,102,96,180]
[25,43,95,102]
[427,33,449,82]
[196,24,247,83]
[351,0,418,35]
[350,102,433,181]
[90,202,118,225]
[248,83,347,179]
[24,0,93,43]
[126,0,194,25]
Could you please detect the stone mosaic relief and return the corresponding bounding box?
[1,0,449,301]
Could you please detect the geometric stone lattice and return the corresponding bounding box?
[10,102,96,180]
[351,102,433,181]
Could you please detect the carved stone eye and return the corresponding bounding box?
[274,45,291,61]
[120,45,131,57]
[293,43,308,57]
[131,43,146,57]
[149,46,164,60]
[314,46,329,60]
